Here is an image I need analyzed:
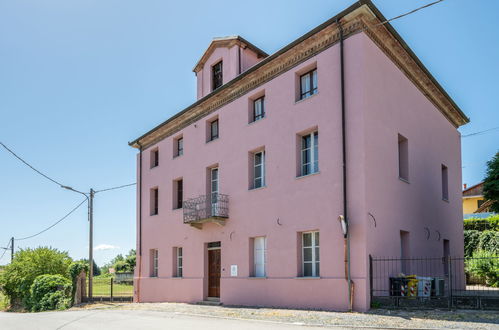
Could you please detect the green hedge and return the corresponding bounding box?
[464,215,499,231]
[466,250,499,287]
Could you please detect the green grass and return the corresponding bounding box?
[0,292,7,311]
[91,280,133,297]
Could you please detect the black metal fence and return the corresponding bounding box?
[85,277,133,302]
[183,193,229,223]
[370,255,499,309]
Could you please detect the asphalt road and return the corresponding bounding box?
[0,309,348,330]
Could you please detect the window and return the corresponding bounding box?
[299,69,317,100]
[302,232,319,277]
[175,137,183,157]
[252,97,265,122]
[398,134,409,181]
[174,247,183,277]
[173,179,183,209]
[301,132,319,176]
[208,119,219,141]
[150,148,159,168]
[150,188,159,215]
[212,61,223,90]
[477,199,485,209]
[150,249,158,277]
[400,230,410,274]
[442,164,449,201]
[251,151,265,189]
[253,237,266,277]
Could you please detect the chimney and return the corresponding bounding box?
[463,183,467,190]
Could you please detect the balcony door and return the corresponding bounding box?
[210,168,219,216]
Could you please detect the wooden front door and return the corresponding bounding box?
[208,248,221,298]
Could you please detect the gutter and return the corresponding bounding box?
[135,142,143,302]
[337,18,354,312]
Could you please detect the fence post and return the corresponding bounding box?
[448,256,453,309]
[110,278,114,302]
[369,254,373,304]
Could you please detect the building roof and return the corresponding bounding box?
[192,36,268,73]
[463,182,484,197]
[129,0,469,149]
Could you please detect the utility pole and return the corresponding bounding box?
[10,237,14,262]
[88,188,94,299]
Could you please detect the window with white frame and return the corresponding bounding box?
[151,249,158,277]
[254,237,266,277]
[253,151,265,189]
[175,247,183,277]
[252,97,265,122]
[208,119,219,142]
[301,131,319,176]
[302,231,319,277]
[299,69,317,100]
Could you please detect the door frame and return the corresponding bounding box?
[206,242,221,300]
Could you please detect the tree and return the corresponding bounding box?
[0,247,72,308]
[79,259,101,276]
[484,152,499,213]
[124,249,136,272]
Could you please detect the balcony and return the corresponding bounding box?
[183,193,229,229]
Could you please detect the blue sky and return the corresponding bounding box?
[1,0,498,266]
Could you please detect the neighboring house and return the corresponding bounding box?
[129,0,468,311]
[462,182,493,219]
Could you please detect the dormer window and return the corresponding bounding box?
[212,61,223,90]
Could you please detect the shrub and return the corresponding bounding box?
[478,231,499,254]
[464,230,481,258]
[0,247,72,309]
[68,262,88,306]
[466,250,499,287]
[463,215,499,231]
[29,274,72,312]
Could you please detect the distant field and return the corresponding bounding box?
[91,279,133,297]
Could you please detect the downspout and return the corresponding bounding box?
[337,19,354,312]
[136,142,143,302]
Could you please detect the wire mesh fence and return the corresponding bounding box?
[370,255,499,309]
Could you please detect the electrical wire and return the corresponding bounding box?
[95,183,136,193]
[372,0,444,27]
[14,199,87,241]
[0,239,11,261]
[0,141,65,187]
[462,126,499,138]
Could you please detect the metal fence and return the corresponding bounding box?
[183,193,229,224]
[86,277,133,302]
[370,255,499,309]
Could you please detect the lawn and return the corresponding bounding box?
[91,279,133,297]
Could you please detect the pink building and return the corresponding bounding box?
[129,0,469,311]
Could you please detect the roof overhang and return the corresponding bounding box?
[130,0,469,149]
[193,36,268,73]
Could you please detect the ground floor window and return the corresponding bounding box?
[150,249,158,277]
[302,231,319,277]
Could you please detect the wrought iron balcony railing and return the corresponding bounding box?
[183,193,229,228]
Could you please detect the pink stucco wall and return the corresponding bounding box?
[134,32,464,312]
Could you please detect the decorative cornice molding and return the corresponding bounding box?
[132,5,468,149]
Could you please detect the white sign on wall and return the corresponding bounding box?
[230,265,238,277]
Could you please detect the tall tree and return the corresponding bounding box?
[483,152,499,213]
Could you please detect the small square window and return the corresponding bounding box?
[299,132,319,176]
[299,69,317,100]
[212,61,223,91]
[207,118,219,142]
[175,137,183,157]
[150,148,159,168]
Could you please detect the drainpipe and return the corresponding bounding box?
[337,18,354,312]
[136,142,143,302]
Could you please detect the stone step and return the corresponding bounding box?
[195,300,222,306]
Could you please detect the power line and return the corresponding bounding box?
[95,182,136,193]
[0,239,11,261]
[14,199,87,241]
[0,141,65,187]
[373,0,445,27]
[462,126,499,138]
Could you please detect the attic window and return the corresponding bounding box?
[212,61,223,90]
